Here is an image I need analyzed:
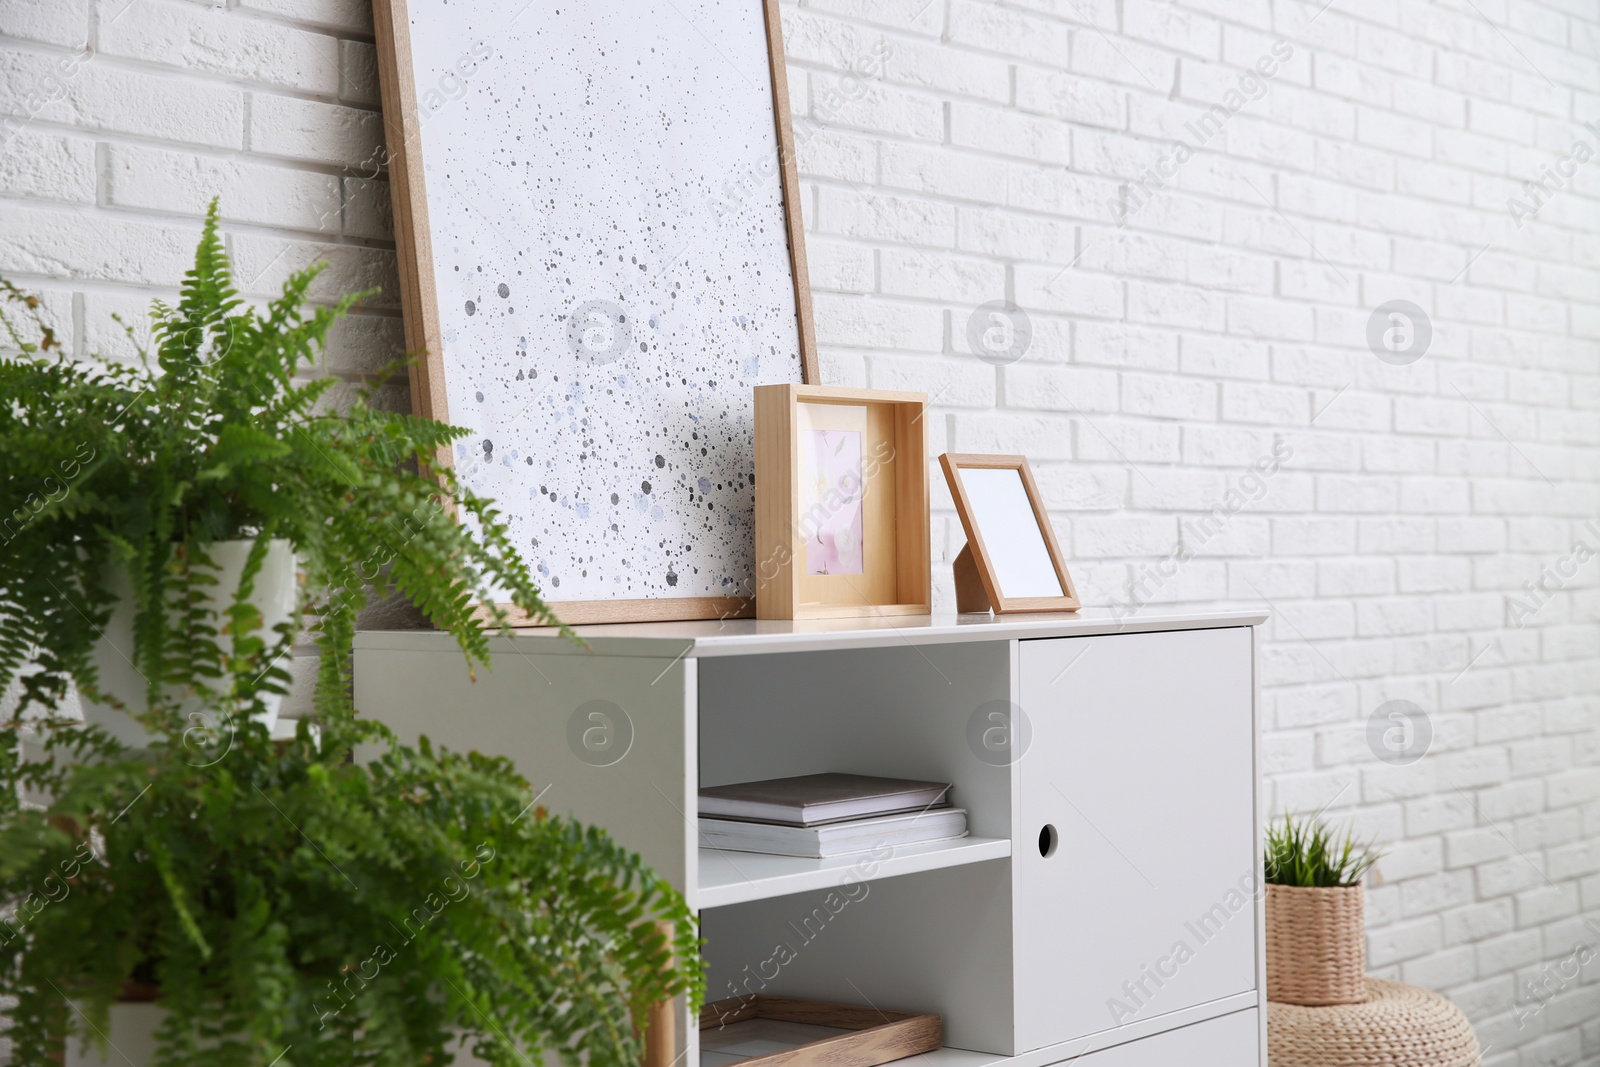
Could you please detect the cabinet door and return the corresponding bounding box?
[1015,628,1256,1051]
[1072,1009,1259,1067]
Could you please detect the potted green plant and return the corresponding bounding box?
[0,202,703,1065]
[1262,813,1383,1007]
[2,709,701,1067]
[0,198,565,740]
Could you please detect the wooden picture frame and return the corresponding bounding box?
[754,386,931,620]
[700,995,942,1067]
[372,0,818,626]
[939,454,1080,614]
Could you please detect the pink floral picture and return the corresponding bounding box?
[803,429,864,575]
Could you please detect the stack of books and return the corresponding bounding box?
[697,772,967,858]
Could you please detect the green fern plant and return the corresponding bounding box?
[1264,813,1384,888]
[0,201,702,1064]
[0,712,702,1067]
[0,199,566,729]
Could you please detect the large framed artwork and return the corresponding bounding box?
[372,0,818,625]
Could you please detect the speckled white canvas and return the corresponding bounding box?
[405,1,804,604]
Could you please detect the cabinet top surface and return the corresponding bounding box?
[356,607,1267,659]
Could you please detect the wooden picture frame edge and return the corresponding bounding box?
[371,0,819,627]
[755,385,931,620]
[371,0,445,426]
[700,994,942,1067]
[939,453,1081,615]
[761,0,819,386]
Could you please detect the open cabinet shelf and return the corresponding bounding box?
[697,836,1012,909]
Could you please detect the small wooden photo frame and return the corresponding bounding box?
[940,454,1080,615]
[754,386,931,620]
[700,995,942,1067]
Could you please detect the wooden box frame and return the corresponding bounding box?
[371,0,818,626]
[700,995,942,1067]
[939,454,1080,614]
[754,386,930,620]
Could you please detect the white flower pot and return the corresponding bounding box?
[63,1002,164,1067]
[78,538,298,746]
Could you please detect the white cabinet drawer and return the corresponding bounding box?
[1015,627,1257,1052]
[1070,1009,1259,1067]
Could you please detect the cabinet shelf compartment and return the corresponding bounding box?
[698,836,1011,909]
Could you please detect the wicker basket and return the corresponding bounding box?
[1269,978,1480,1067]
[1265,882,1366,1006]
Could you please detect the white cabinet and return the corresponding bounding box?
[1014,628,1257,1052]
[1063,1008,1259,1067]
[355,610,1265,1067]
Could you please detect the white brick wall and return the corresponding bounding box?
[784,3,1600,1059]
[2,0,1598,1063]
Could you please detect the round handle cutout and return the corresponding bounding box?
[1038,823,1058,858]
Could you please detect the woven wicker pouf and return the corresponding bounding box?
[1269,979,1479,1067]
